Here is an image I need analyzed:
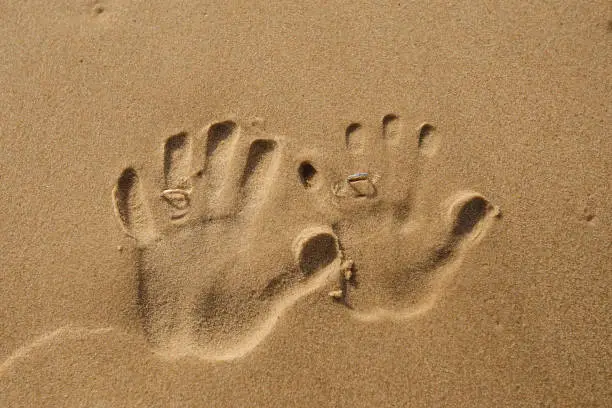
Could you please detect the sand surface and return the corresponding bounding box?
[1,1,610,406]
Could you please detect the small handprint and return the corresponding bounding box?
[299,114,500,319]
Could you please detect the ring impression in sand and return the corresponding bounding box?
[111,114,500,360]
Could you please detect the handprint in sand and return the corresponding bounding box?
[113,119,344,361]
[299,114,500,320]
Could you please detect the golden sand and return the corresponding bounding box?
[1,1,609,406]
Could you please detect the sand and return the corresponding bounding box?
[0,0,610,406]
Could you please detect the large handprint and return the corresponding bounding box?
[113,119,344,361]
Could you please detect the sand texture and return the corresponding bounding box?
[0,1,610,407]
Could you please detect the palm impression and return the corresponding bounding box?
[113,119,344,360]
[299,114,500,320]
